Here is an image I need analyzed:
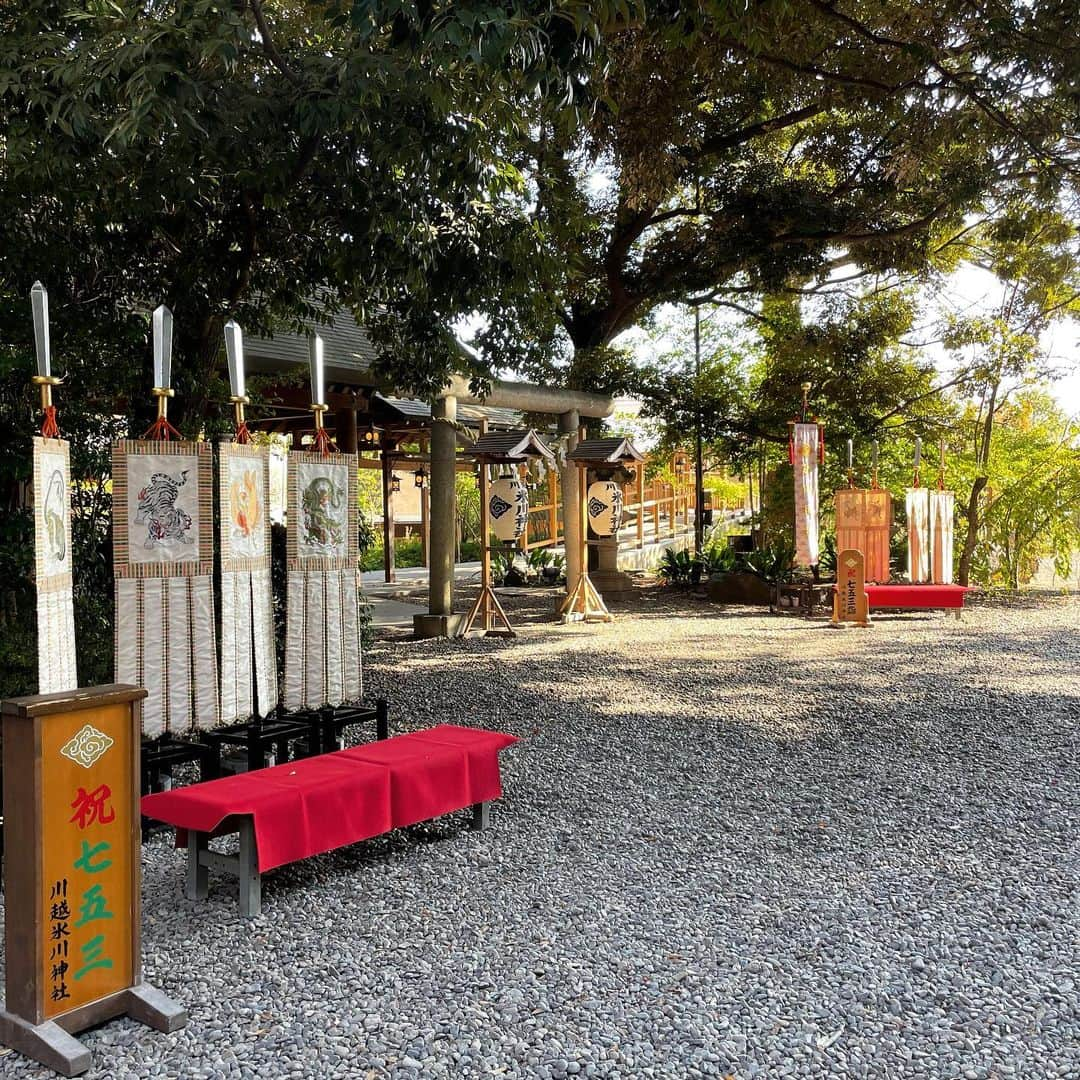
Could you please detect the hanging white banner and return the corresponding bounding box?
[33,436,78,693]
[929,490,955,585]
[793,423,820,567]
[906,488,931,584]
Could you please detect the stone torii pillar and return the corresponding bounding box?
[414,395,466,639]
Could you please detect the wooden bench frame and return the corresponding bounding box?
[184,801,492,917]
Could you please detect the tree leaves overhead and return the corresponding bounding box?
[480,0,1080,385]
[0,0,614,413]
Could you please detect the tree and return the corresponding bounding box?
[476,1,1080,390]
[968,393,1080,589]
[942,205,1080,585]
[0,0,612,417]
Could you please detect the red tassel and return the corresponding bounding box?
[142,414,184,441]
[787,430,795,465]
[818,423,825,464]
[40,405,61,439]
[313,426,337,455]
[234,420,251,445]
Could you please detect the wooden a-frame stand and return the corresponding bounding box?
[462,459,516,637]
[558,462,614,624]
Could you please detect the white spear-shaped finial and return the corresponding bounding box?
[224,320,245,400]
[308,333,325,408]
[31,281,51,379]
[153,305,173,390]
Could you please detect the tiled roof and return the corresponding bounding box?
[469,429,557,463]
[569,436,645,463]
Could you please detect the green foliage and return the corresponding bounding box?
[0,1,615,407]
[741,540,796,586]
[476,1,1079,388]
[657,547,698,586]
[953,391,1080,589]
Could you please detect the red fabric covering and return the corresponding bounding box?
[340,726,518,829]
[141,726,518,871]
[142,755,392,871]
[408,725,519,804]
[863,584,971,609]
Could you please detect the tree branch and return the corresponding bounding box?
[247,0,302,87]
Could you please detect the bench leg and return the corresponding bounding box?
[186,831,209,901]
[470,801,490,832]
[238,818,262,917]
[376,698,389,741]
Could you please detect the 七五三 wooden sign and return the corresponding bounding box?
[833,548,869,627]
[1,684,186,1077]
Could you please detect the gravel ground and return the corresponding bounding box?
[2,588,1078,1079]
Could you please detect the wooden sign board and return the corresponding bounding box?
[832,548,869,627]
[1,685,186,1077]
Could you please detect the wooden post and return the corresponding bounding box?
[832,548,870,627]
[636,466,645,548]
[0,685,186,1076]
[548,469,558,548]
[335,407,358,454]
[419,437,430,568]
[479,462,492,631]
[557,462,613,624]
[381,440,395,584]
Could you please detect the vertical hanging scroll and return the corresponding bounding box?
[284,450,361,710]
[29,283,77,693]
[219,442,277,721]
[863,486,893,583]
[112,440,218,737]
[33,437,77,692]
[929,490,955,584]
[111,307,218,738]
[792,422,820,567]
[906,488,930,584]
[834,488,863,562]
[834,486,893,584]
[218,320,277,722]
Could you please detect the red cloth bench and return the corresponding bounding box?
[141,725,518,915]
[864,584,972,611]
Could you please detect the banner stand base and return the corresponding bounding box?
[0,984,187,1077]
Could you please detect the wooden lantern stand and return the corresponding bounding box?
[463,459,517,637]
[462,429,557,638]
[557,437,645,626]
[558,459,614,624]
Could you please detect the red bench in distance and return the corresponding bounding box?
[141,725,518,915]
[864,584,971,613]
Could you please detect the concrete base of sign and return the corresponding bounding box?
[0,983,186,1077]
[413,613,468,639]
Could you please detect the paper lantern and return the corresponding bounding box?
[587,480,623,537]
[489,476,528,542]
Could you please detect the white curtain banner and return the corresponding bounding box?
[929,490,955,585]
[793,423,820,567]
[906,488,931,584]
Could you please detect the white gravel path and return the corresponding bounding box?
[2,592,1078,1079]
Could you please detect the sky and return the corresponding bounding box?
[615,263,1080,420]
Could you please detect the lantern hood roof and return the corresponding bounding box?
[468,428,557,464]
[569,437,645,464]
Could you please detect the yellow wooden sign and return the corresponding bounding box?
[833,548,869,626]
[1,685,186,1076]
[40,701,135,1018]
